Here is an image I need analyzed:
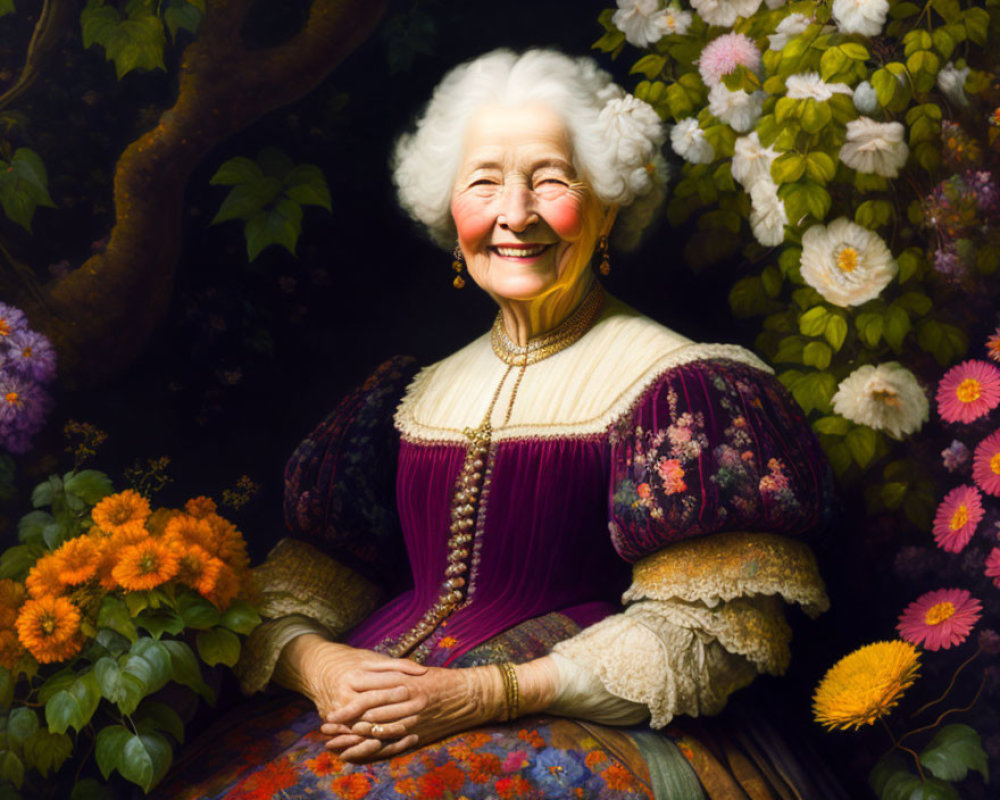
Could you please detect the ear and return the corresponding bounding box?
[600,205,619,238]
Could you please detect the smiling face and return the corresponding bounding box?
[450,103,611,306]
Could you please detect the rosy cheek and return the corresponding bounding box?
[539,196,585,239]
[451,196,495,245]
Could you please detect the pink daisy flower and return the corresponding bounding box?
[936,360,1000,423]
[987,326,1000,363]
[972,430,1000,496]
[897,588,982,650]
[697,33,762,88]
[985,548,1000,589]
[932,484,984,552]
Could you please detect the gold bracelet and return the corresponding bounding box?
[495,661,520,722]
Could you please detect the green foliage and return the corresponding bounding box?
[919,724,990,783]
[211,148,332,261]
[0,0,14,19]
[0,148,57,232]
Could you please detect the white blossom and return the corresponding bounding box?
[831,0,889,37]
[661,4,693,35]
[839,117,909,177]
[731,131,779,189]
[768,13,810,50]
[937,62,970,106]
[832,363,929,439]
[708,84,764,132]
[785,72,853,101]
[853,80,879,114]
[689,0,762,28]
[749,179,788,246]
[670,118,715,164]
[613,0,673,47]
[800,217,898,307]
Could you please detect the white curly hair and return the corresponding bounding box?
[392,49,668,251]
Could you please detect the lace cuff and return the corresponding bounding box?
[622,531,829,617]
[233,538,382,694]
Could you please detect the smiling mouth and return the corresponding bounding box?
[490,244,552,258]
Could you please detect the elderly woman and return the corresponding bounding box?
[158,49,835,799]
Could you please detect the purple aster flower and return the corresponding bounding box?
[0,373,52,446]
[933,245,966,282]
[0,302,28,341]
[969,170,999,214]
[5,329,56,384]
[941,439,971,472]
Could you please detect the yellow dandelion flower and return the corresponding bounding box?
[52,536,102,585]
[0,629,25,670]
[25,554,67,599]
[185,496,217,519]
[813,641,920,731]
[15,596,83,664]
[111,539,180,591]
[91,489,151,537]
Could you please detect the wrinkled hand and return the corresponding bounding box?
[276,635,429,758]
[320,665,505,763]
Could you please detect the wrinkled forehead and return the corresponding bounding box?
[458,103,576,169]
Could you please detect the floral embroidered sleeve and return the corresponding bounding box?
[550,357,834,728]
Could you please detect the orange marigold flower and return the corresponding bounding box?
[145,507,180,537]
[0,629,25,670]
[304,751,344,776]
[164,514,216,553]
[204,561,240,609]
[330,773,372,800]
[91,489,151,537]
[603,762,636,792]
[25,554,67,599]
[112,539,180,591]
[15,596,83,663]
[175,544,217,588]
[584,750,608,770]
[185,496,217,519]
[207,516,250,570]
[52,536,102,585]
[0,579,26,626]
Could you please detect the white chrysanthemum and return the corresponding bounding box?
[731,132,779,189]
[613,0,674,47]
[662,4,693,35]
[749,179,788,246]
[831,0,889,37]
[853,80,879,114]
[670,118,715,164]
[600,94,665,172]
[785,72,853,101]
[937,62,970,106]
[839,117,909,177]
[832,363,929,439]
[800,217,898,307]
[768,13,811,50]
[690,0,762,28]
[708,84,764,132]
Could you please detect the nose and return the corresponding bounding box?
[498,183,539,232]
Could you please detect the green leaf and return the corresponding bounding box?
[120,731,172,793]
[881,482,909,509]
[871,67,899,106]
[5,708,38,748]
[0,0,13,18]
[805,151,836,183]
[906,51,940,92]
[95,724,131,780]
[773,335,805,364]
[803,341,832,369]
[162,639,214,704]
[895,292,933,316]
[824,314,848,351]
[883,305,911,351]
[221,600,261,635]
[95,656,127,704]
[932,29,955,60]
[163,0,202,41]
[196,627,241,667]
[964,7,989,44]
[903,29,933,57]
[177,593,221,630]
[37,669,75,705]
[897,248,923,282]
[71,777,117,800]
[16,511,51,546]
[798,306,830,337]
[800,99,832,135]
[630,54,667,79]
[0,668,13,710]
[728,276,774,318]
[283,164,332,212]
[21,728,72,778]
[813,415,851,435]
[211,176,283,225]
[133,700,185,744]
[819,47,848,81]
[920,723,989,782]
[135,608,185,638]
[846,426,877,469]
[129,639,172,693]
[0,545,38,580]
[245,198,303,261]
[45,671,100,735]
[0,751,23,789]
[0,148,57,231]
[855,200,893,230]
[97,596,138,642]
[771,152,806,184]
[210,156,263,187]
[62,470,113,505]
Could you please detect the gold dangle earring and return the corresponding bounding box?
[597,235,610,276]
[452,245,466,289]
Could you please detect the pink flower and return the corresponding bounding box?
[936,360,1000,423]
[657,457,687,495]
[897,588,983,650]
[698,33,762,88]
[987,326,1000,363]
[986,548,1000,589]
[972,430,1000,495]
[932,485,984,552]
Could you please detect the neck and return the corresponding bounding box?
[494,275,596,346]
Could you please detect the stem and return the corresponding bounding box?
[910,644,982,719]
[899,670,988,746]
[881,716,926,781]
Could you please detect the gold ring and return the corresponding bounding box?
[371,724,385,738]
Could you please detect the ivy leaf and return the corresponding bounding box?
[81,0,167,79]
[163,0,202,41]
[0,148,57,231]
[920,724,989,782]
[283,164,332,212]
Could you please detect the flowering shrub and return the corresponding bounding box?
[0,303,56,456]
[0,473,260,797]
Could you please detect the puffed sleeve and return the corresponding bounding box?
[235,356,419,693]
[550,356,833,728]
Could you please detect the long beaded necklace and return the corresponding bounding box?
[379,284,605,660]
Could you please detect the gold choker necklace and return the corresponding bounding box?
[490,284,605,366]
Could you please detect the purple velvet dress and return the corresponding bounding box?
[156,328,838,799]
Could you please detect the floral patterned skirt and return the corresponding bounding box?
[151,689,837,800]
